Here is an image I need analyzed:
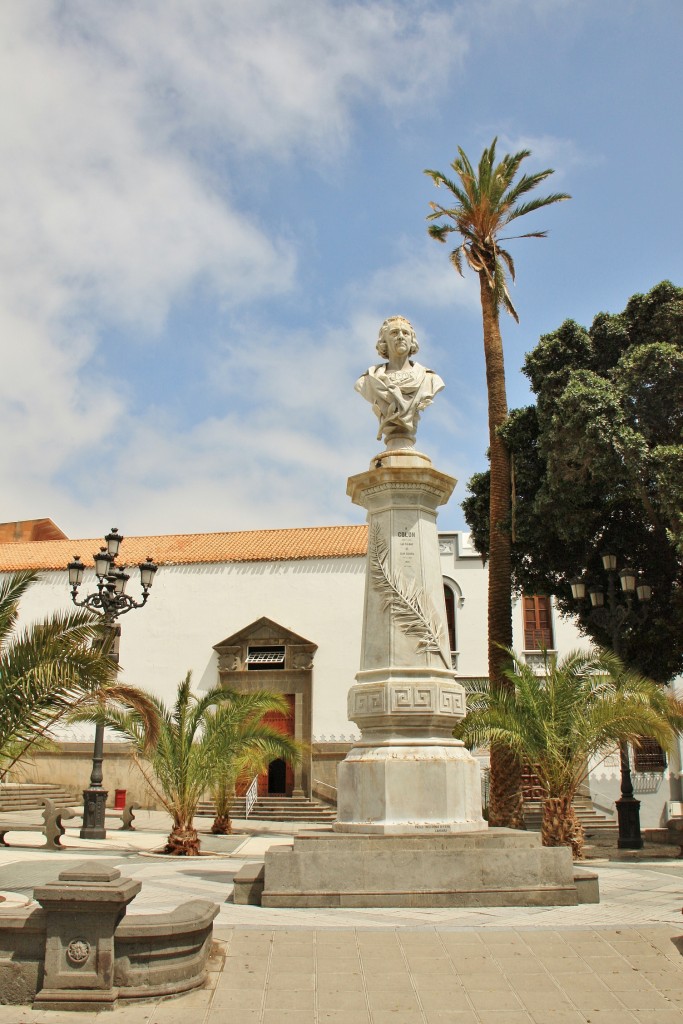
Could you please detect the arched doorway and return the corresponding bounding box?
[259,695,295,795]
[268,759,287,794]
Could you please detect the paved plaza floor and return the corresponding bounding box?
[1,811,683,1022]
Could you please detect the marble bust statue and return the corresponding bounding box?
[355,316,445,449]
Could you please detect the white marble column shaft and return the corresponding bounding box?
[335,449,486,834]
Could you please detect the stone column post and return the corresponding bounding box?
[33,862,141,1011]
[293,691,305,796]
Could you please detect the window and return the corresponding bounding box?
[523,595,553,650]
[444,584,457,655]
[633,737,667,772]
[246,645,285,670]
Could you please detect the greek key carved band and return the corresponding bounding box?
[350,683,465,718]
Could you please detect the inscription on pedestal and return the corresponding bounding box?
[396,527,421,594]
[397,529,417,572]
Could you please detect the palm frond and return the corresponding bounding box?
[0,571,40,647]
[503,169,557,205]
[505,193,571,223]
[449,246,464,276]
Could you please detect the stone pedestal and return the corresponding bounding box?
[336,449,485,833]
[258,830,596,907]
[33,862,140,1011]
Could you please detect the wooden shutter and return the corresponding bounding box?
[523,595,553,650]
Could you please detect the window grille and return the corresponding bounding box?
[246,646,285,669]
[633,737,667,772]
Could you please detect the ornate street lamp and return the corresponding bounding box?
[570,550,651,850]
[67,529,158,840]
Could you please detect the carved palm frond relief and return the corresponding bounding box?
[369,522,450,668]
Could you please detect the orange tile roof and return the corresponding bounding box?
[0,525,369,572]
[0,518,68,543]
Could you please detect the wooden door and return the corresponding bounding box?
[259,694,295,796]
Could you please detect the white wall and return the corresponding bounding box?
[12,556,366,742]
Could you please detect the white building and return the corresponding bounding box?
[1,519,679,828]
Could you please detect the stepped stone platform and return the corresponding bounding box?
[0,783,79,813]
[237,827,599,908]
[197,795,337,824]
[524,795,618,836]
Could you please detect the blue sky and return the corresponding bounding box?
[1,0,681,538]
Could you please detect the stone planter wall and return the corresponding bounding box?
[0,907,46,1005]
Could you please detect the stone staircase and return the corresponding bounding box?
[523,795,617,836]
[0,783,79,812]
[196,794,337,824]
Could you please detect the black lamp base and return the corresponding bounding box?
[80,788,108,840]
[616,795,643,849]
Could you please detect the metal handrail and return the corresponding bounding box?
[245,775,259,819]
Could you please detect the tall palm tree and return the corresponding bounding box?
[457,648,683,857]
[425,140,570,827]
[204,694,303,835]
[0,570,157,779]
[74,673,302,855]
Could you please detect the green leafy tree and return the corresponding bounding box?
[204,696,304,835]
[463,281,683,682]
[74,673,302,855]
[0,570,157,779]
[457,648,683,858]
[425,139,569,826]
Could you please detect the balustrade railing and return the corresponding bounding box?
[245,775,259,819]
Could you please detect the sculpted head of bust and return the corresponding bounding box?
[376,316,419,367]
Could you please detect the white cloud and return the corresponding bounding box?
[0,2,470,535]
[496,132,600,182]
[86,1,467,159]
[353,241,480,315]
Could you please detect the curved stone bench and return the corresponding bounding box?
[0,862,218,1009]
[115,900,218,1000]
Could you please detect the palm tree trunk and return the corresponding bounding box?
[211,814,232,834]
[165,823,201,855]
[478,272,523,829]
[488,745,524,829]
[542,796,584,859]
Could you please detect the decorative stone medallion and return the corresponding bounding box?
[66,939,91,966]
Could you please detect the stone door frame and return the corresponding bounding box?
[213,616,316,797]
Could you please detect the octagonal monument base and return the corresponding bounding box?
[335,742,484,834]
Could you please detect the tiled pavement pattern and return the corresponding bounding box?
[1,925,683,1023]
[2,815,683,1022]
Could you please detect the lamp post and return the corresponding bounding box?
[67,528,158,840]
[570,550,652,850]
